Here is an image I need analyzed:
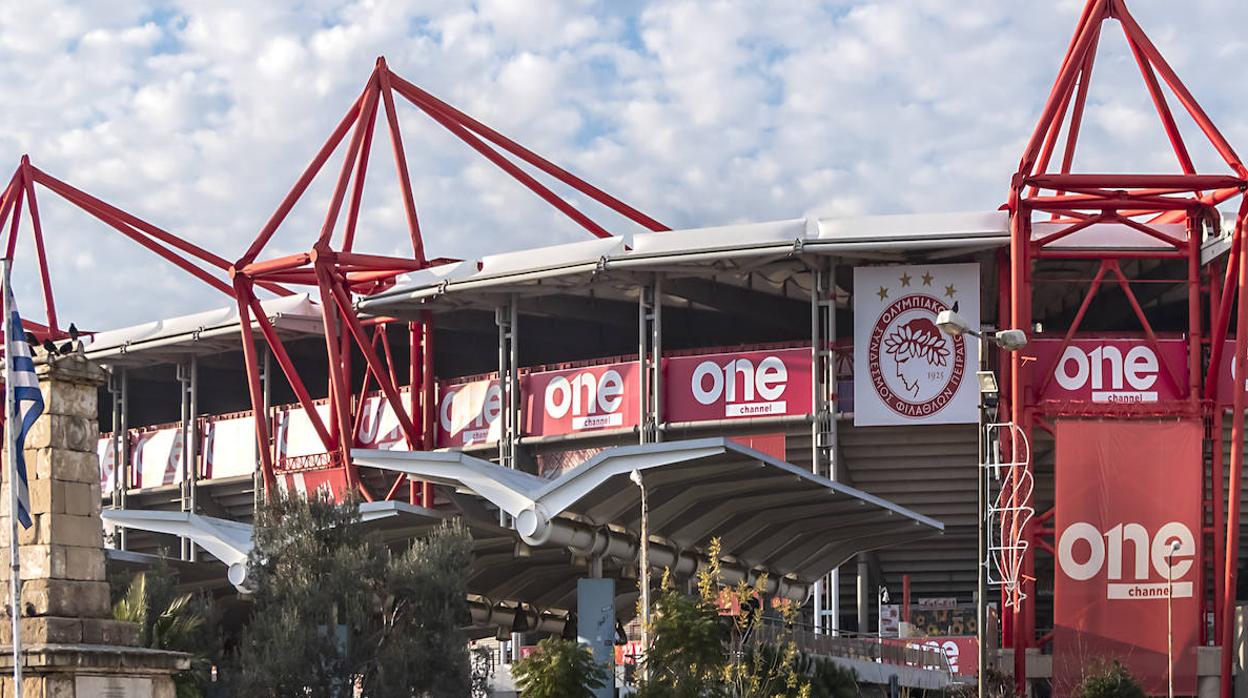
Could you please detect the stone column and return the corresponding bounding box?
[0,354,187,698]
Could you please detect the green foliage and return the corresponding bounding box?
[633,538,816,698]
[227,491,474,697]
[788,653,856,698]
[634,585,727,698]
[512,637,610,698]
[1073,660,1146,698]
[113,570,217,698]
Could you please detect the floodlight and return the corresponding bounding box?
[976,371,999,396]
[994,329,1028,351]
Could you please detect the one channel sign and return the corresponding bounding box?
[853,263,980,426]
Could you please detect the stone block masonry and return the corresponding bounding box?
[0,353,186,697]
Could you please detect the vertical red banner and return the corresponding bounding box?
[1054,419,1201,696]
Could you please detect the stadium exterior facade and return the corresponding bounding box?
[1,0,1246,694]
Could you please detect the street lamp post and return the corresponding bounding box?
[630,469,650,682]
[935,306,1027,698]
[1167,555,1174,698]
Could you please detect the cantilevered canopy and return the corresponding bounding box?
[354,438,944,596]
[85,293,324,367]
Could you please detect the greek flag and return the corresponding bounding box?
[5,284,41,529]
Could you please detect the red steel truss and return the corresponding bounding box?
[0,57,668,509]
[0,4,1245,687]
[228,56,668,502]
[0,155,283,338]
[1007,0,1248,692]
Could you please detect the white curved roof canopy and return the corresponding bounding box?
[353,437,944,594]
[85,293,324,367]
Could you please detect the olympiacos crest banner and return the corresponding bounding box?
[853,264,979,426]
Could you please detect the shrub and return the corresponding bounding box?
[1073,660,1146,698]
[512,637,610,698]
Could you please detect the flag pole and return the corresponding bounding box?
[4,257,21,697]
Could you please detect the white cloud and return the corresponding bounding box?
[0,0,1246,329]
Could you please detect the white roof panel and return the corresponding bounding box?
[629,219,808,257]
[476,236,625,278]
[85,293,323,364]
[815,211,1008,242]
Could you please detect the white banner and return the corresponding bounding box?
[853,263,979,426]
[132,426,184,488]
[97,436,116,491]
[202,415,258,479]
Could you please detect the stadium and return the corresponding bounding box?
[1,0,1245,695]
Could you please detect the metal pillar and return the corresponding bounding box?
[177,359,200,561]
[640,274,662,445]
[856,555,869,633]
[812,258,839,634]
[257,346,272,509]
[976,334,989,698]
[497,298,520,504]
[107,367,124,549]
[117,366,129,550]
[577,578,617,698]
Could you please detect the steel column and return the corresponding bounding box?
[640,275,662,445]
[811,258,839,634]
[1221,210,1248,698]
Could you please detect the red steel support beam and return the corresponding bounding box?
[1113,0,1247,178]
[341,82,380,254]
[315,81,381,250]
[389,71,669,233]
[242,289,335,449]
[238,82,369,266]
[234,282,277,492]
[377,60,427,264]
[397,85,615,240]
[1221,213,1248,698]
[1124,31,1195,176]
[324,273,420,450]
[19,163,58,332]
[1211,260,1226,643]
[1207,232,1243,400]
[1034,261,1107,398]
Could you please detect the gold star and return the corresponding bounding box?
[944,283,957,298]
[899,272,912,287]
[921,271,934,286]
[877,286,889,301]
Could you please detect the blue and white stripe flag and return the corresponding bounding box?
[5,284,42,529]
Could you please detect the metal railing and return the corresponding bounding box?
[752,619,955,677]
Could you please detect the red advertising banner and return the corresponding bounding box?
[1031,338,1189,404]
[522,362,641,437]
[1215,339,1247,406]
[883,637,978,677]
[436,378,502,448]
[665,347,812,423]
[1054,419,1201,696]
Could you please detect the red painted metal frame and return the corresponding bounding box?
[227,57,668,503]
[0,56,666,511]
[1008,1,1248,693]
[0,156,276,340]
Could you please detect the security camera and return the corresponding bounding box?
[993,329,1028,351]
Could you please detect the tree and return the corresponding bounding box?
[512,637,610,697]
[227,491,473,697]
[113,570,216,698]
[633,539,816,698]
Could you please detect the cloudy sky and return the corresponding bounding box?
[1,0,1246,328]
